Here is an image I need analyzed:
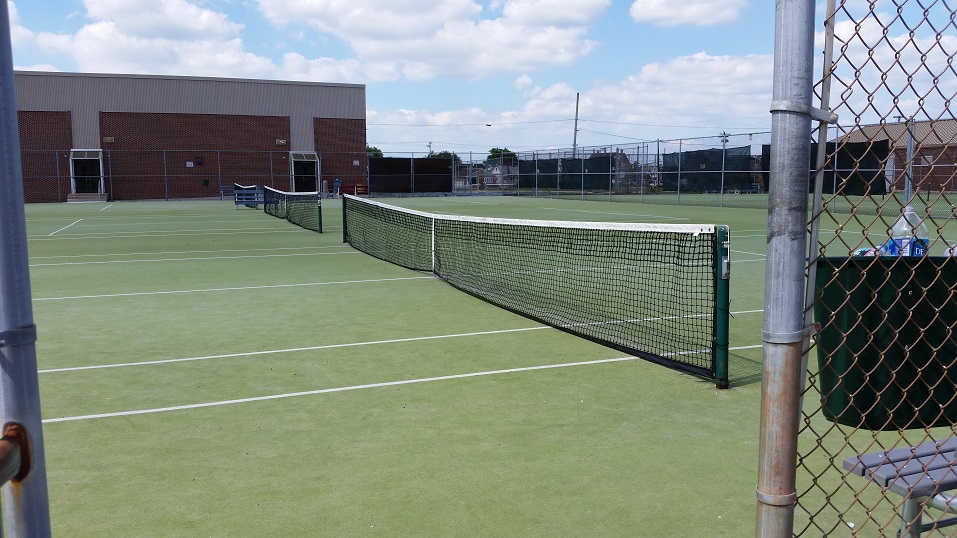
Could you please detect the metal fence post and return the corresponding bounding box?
[106,150,113,201]
[720,132,729,207]
[756,0,817,536]
[0,3,52,535]
[677,139,683,204]
[216,150,222,191]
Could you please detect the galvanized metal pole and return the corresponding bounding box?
[904,119,915,203]
[677,139,682,204]
[572,92,580,158]
[720,132,729,207]
[801,0,839,413]
[0,3,52,536]
[756,0,817,536]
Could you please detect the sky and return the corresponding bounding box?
[7,1,954,157]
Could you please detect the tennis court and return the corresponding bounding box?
[28,196,767,536]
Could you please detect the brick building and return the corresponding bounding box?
[14,71,366,202]
[839,120,957,194]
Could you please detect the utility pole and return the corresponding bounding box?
[572,93,580,158]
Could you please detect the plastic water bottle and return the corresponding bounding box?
[885,205,929,257]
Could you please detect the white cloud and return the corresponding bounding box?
[82,0,242,40]
[583,52,772,128]
[14,64,60,72]
[10,0,444,84]
[29,19,273,78]
[510,52,773,130]
[366,51,775,153]
[514,74,533,89]
[8,1,34,46]
[279,53,400,83]
[11,0,612,85]
[629,0,747,27]
[258,0,484,40]
[257,0,610,79]
[825,13,957,122]
[502,0,612,26]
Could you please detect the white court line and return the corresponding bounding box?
[731,249,768,258]
[46,218,278,228]
[30,250,358,267]
[99,204,113,212]
[37,226,290,237]
[48,220,82,236]
[33,275,433,301]
[538,207,689,221]
[43,343,765,424]
[30,245,343,261]
[30,229,303,241]
[40,308,767,372]
[39,326,553,373]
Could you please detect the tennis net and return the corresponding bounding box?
[264,186,322,233]
[342,195,730,386]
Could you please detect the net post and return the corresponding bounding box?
[715,225,731,388]
[341,195,348,243]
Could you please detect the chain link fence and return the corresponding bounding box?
[20,149,371,202]
[796,1,957,536]
[439,135,776,207]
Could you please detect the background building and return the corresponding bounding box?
[840,119,957,195]
[14,71,366,202]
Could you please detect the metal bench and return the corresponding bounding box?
[844,438,957,537]
[233,184,263,208]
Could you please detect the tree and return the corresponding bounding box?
[366,146,383,158]
[429,150,462,165]
[486,147,517,166]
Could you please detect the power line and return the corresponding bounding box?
[580,119,768,130]
[368,118,574,127]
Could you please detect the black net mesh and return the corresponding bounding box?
[263,186,322,233]
[343,195,721,379]
[342,195,432,271]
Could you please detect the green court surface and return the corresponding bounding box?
[26,196,767,536]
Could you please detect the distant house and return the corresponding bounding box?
[839,120,957,194]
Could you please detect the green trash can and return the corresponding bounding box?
[814,257,957,430]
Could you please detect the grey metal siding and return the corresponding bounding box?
[14,72,365,150]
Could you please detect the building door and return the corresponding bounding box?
[71,153,103,194]
[293,160,317,192]
[290,152,320,192]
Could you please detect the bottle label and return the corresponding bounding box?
[912,238,928,256]
[890,238,928,256]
